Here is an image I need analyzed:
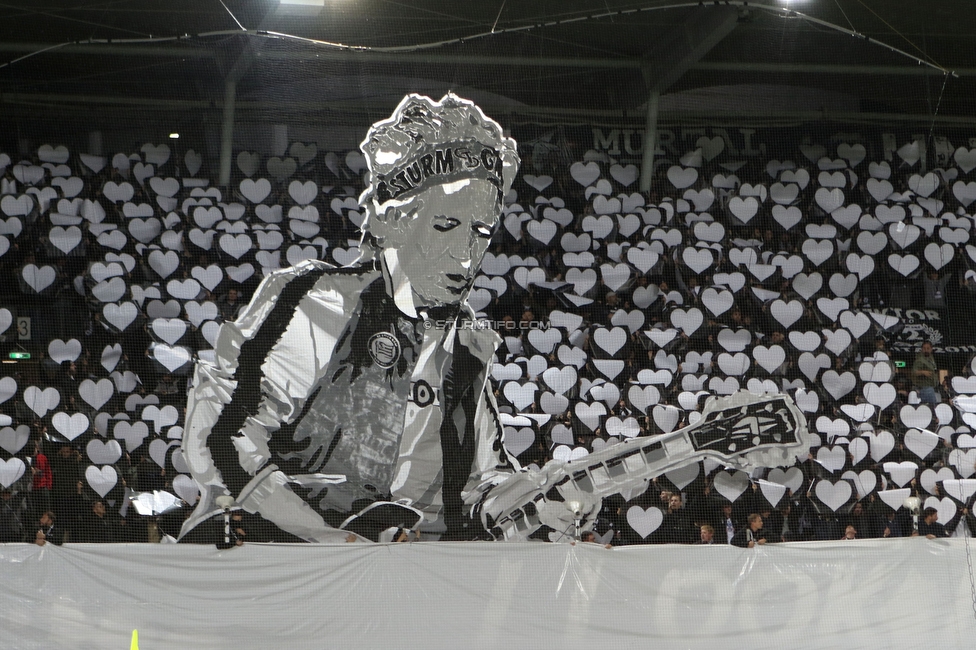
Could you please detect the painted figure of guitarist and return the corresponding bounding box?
[181,93,814,543]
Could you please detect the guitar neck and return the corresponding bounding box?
[487,392,810,541]
[557,428,709,502]
[560,393,806,502]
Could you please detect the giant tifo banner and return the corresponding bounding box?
[2,94,976,552]
[2,540,976,649]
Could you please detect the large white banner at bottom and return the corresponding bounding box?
[2,539,975,649]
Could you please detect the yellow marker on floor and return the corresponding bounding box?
[130,630,139,650]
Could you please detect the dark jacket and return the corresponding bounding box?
[714,513,740,545]
[917,519,948,538]
[37,523,64,546]
[657,508,694,544]
[80,514,122,543]
[730,526,764,548]
[0,499,24,542]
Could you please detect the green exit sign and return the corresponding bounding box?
[894,360,906,368]
[8,352,30,360]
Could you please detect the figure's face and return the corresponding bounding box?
[921,343,933,356]
[93,501,106,517]
[372,179,499,307]
[700,527,713,543]
[39,513,52,527]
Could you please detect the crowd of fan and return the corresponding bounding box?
[2,130,976,546]
[2,445,974,546]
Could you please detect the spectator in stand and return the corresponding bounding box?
[579,531,612,548]
[34,511,64,547]
[61,480,91,541]
[922,270,950,313]
[0,487,24,542]
[225,510,247,547]
[845,501,882,539]
[79,499,122,543]
[30,439,53,525]
[717,502,738,545]
[759,504,783,543]
[51,444,83,524]
[779,502,802,542]
[915,506,948,539]
[881,508,907,538]
[872,337,897,378]
[731,513,766,548]
[762,329,791,375]
[135,453,166,492]
[154,373,183,407]
[154,373,180,398]
[912,341,941,406]
[841,525,857,540]
[658,493,693,544]
[217,288,244,322]
[947,494,976,538]
[697,524,716,545]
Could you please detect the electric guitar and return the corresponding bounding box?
[475,391,814,541]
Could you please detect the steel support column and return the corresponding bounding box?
[218,79,237,187]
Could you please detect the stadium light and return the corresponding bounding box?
[276,0,325,16]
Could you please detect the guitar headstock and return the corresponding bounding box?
[687,391,812,469]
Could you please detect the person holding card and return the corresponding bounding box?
[912,341,941,405]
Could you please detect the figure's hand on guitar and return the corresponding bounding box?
[476,464,601,541]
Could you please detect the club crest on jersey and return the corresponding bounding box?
[368,331,401,369]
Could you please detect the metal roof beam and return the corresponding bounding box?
[2,41,974,78]
[638,6,740,191]
[6,92,971,125]
[691,62,976,76]
[0,42,215,58]
[253,50,641,69]
[641,7,741,94]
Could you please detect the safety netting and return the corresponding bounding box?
[1,2,975,648]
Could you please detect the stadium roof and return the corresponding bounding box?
[0,1,972,130]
